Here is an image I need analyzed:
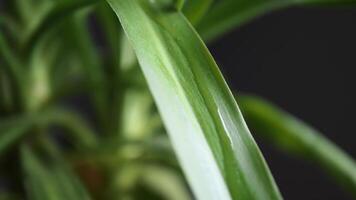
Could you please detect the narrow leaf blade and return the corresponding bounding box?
[0,120,30,155]
[238,95,356,197]
[197,0,356,42]
[182,0,213,25]
[21,145,91,200]
[23,0,98,52]
[0,109,97,154]
[106,1,282,199]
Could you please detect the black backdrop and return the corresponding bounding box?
[209,6,356,200]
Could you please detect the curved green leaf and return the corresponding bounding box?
[21,144,91,200]
[238,95,356,197]
[197,0,356,42]
[106,0,282,199]
[0,30,26,107]
[0,14,21,39]
[182,0,213,25]
[0,119,31,155]
[40,109,98,149]
[0,109,97,154]
[64,14,109,132]
[140,164,192,200]
[23,0,98,53]
[0,68,15,112]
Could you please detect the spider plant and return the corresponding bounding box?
[0,0,356,199]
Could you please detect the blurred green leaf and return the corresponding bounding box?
[238,95,356,197]
[197,0,356,42]
[26,28,61,111]
[39,109,98,149]
[21,144,91,200]
[0,14,21,39]
[23,0,98,53]
[121,89,159,140]
[182,0,213,25]
[66,13,109,133]
[15,0,51,24]
[0,30,26,108]
[96,3,125,138]
[0,118,31,155]
[0,109,97,155]
[0,193,21,200]
[140,165,192,200]
[106,0,282,199]
[0,68,15,112]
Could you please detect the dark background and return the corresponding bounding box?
[209,6,356,200]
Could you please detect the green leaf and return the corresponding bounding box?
[238,95,356,197]
[121,89,159,140]
[0,193,21,200]
[0,30,26,108]
[23,0,98,53]
[106,0,282,199]
[95,3,126,137]
[64,13,109,132]
[15,0,51,24]
[0,118,31,155]
[140,165,192,200]
[39,109,98,149]
[0,14,21,39]
[0,68,15,112]
[0,109,97,155]
[21,144,91,200]
[182,0,213,25]
[26,28,60,111]
[197,0,356,42]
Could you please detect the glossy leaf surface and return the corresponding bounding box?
[106,0,282,199]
